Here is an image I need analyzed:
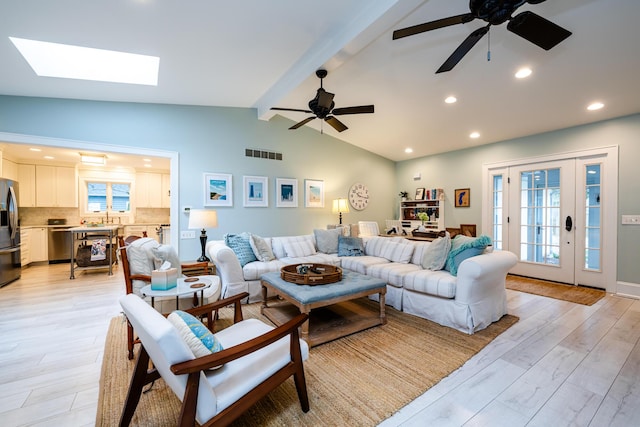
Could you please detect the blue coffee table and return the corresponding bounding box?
[260,269,387,347]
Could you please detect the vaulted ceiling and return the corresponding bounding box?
[1,0,639,162]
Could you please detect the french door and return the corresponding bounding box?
[484,148,617,290]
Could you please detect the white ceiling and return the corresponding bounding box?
[0,0,639,162]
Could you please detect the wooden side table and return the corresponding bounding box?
[181,261,216,277]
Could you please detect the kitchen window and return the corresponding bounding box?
[85,181,131,213]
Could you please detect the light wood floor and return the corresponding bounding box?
[1,263,639,426]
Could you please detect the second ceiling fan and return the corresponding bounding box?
[271,69,374,133]
[393,0,572,73]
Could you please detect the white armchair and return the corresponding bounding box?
[119,293,310,426]
[358,221,380,237]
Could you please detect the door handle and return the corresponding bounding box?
[565,216,573,232]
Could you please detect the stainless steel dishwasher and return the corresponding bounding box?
[47,219,72,263]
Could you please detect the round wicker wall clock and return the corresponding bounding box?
[349,183,369,210]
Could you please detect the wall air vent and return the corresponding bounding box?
[245,148,282,161]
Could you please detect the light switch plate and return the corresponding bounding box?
[621,215,640,225]
[180,230,196,239]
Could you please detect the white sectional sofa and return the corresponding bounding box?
[206,231,517,334]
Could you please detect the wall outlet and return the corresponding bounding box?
[180,230,196,239]
[622,215,640,225]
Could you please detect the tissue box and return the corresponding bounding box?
[151,268,178,290]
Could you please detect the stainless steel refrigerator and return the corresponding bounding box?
[0,178,20,287]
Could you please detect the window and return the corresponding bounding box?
[86,181,131,213]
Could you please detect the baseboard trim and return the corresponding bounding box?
[616,281,640,299]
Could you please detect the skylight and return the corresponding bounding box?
[9,37,159,86]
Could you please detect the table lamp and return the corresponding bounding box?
[188,209,218,262]
[332,198,350,225]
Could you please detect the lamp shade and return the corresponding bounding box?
[188,209,218,229]
[332,198,350,214]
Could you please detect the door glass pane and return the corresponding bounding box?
[585,164,601,270]
[519,168,561,265]
[492,175,503,250]
[87,182,107,211]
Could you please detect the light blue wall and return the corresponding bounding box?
[0,95,396,260]
[396,113,640,284]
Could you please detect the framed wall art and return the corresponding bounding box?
[454,188,470,207]
[276,178,298,208]
[415,187,425,201]
[243,175,268,207]
[203,172,232,207]
[304,179,324,208]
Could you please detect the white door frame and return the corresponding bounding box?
[482,146,618,293]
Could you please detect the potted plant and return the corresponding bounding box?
[399,191,408,201]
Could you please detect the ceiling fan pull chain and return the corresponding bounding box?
[487,28,491,62]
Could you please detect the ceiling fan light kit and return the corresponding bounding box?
[271,69,374,133]
[393,0,572,73]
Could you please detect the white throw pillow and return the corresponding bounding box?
[421,236,451,270]
[283,238,317,257]
[249,234,275,262]
[380,241,414,263]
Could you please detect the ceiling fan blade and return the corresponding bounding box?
[436,25,489,74]
[317,90,335,110]
[392,13,475,40]
[332,105,374,116]
[271,107,313,114]
[507,11,571,50]
[325,116,348,132]
[289,117,316,130]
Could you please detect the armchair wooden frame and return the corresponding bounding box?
[117,235,211,359]
[120,292,310,427]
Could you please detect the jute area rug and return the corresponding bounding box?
[506,274,606,306]
[97,300,518,427]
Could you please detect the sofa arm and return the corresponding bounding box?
[206,241,245,290]
[454,250,517,304]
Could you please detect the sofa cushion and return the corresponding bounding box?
[337,236,365,257]
[168,310,224,360]
[249,234,275,262]
[314,228,342,254]
[340,255,389,274]
[421,236,451,271]
[283,238,317,257]
[367,262,422,287]
[403,269,458,298]
[410,241,431,265]
[272,235,316,258]
[242,259,286,281]
[380,241,414,263]
[445,235,492,276]
[225,233,258,267]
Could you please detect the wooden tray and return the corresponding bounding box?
[281,263,342,285]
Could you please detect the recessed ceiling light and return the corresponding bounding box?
[29,147,42,152]
[44,155,54,160]
[143,158,152,162]
[143,164,152,168]
[515,67,532,79]
[9,37,159,86]
[470,132,480,139]
[80,153,106,165]
[587,102,604,111]
[444,96,457,104]
[405,148,413,154]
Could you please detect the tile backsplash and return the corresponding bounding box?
[19,207,170,226]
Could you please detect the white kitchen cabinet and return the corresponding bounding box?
[2,158,18,181]
[161,173,171,208]
[135,172,163,208]
[29,227,48,262]
[20,228,31,265]
[35,165,78,207]
[17,164,36,207]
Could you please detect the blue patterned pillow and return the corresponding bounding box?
[338,236,365,257]
[225,232,257,267]
[444,235,492,276]
[168,310,224,363]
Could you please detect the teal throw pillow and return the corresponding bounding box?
[338,236,365,257]
[225,232,257,267]
[421,235,451,270]
[444,234,492,276]
[168,310,224,365]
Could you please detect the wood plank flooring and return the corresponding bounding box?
[1,263,639,426]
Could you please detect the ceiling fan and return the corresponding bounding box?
[393,0,572,73]
[271,69,374,132]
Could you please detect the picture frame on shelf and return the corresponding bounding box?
[415,187,425,200]
[276,178,298,208]
[203,172,232,207]
[243,175,268,207]
[454,188,470,207]
[304,179,324,208]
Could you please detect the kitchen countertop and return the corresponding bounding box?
[68,225,123,233]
